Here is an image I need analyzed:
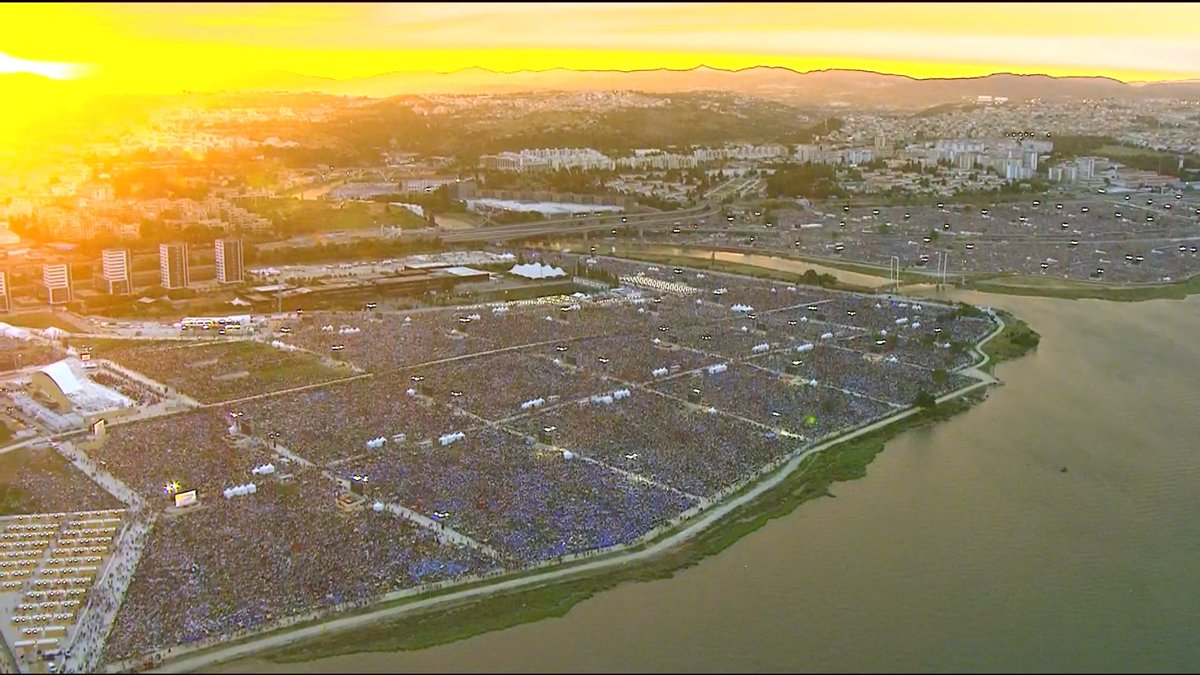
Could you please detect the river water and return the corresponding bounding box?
[218,288,1200,673]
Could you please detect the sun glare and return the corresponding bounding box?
[0,51,87,80]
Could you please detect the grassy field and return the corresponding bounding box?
[968,273,1200,302]
[1095,144,1179,160]
[263,391,987,664]
[239,198,426,235]
[601,249,875,293]
[4,311,89,332]
[578,241,989,286]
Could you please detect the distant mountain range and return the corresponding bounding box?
[214,66,1200,107]
[9,66,1200,108]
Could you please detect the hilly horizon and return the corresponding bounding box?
[205,65,1200,106]
[9,65,1200,107]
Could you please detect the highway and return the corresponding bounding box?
[438,204,721,243]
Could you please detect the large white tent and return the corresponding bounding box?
[509,262,568,280]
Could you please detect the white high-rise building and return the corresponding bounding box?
[214,238,244,284]
[101,248,132,295]
[1023,148,1039,172]
[0,270,10,312]
[159,242,190,289]
[43,264,72,305]
[1077,156,1097,180]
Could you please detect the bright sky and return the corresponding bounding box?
[2,1,1199,95]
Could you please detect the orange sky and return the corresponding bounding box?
[2,1,1199,95]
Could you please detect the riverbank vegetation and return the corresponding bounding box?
[980,309,1040,370]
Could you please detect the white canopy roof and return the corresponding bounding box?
[509,262,568,280]
[39,360,83,395]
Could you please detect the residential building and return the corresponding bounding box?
[160,242,190,289]
[1023,148,1039,172]
[214,238,244,284]
[0,270,10,312]
[1077,156,1097,180]
[101,248,132,295]
[43,264,72,305]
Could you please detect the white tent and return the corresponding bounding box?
[509,262,568,280]
[2,326,31,341]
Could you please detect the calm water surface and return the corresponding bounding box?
[219,290,1200,673]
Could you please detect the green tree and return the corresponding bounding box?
[914,390,938,409]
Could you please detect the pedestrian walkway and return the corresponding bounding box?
[63,514,155,674]
[54,442,145,512]
[379,502,501,560]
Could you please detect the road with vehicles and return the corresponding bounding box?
[438,205,722,244]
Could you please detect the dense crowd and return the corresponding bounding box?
[272,303,660,375]
[651,364,895,438]
[70,255,1009,665]
[88,340,350,404]
[90,371,166,407]
[0,448,123,516]
[272,310,492,372]
[237,378,467,464]
[749,344,974,405]
[83,412,277,501]
[103,472,495,664]
[529,334,718,384]
[343,429,695,565]
[514,393,794,497]
[414,351,612,421]
[669,322,787,360]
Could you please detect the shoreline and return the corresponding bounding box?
[129,284,1023,673]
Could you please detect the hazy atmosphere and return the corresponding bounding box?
[0,3,1197,674]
